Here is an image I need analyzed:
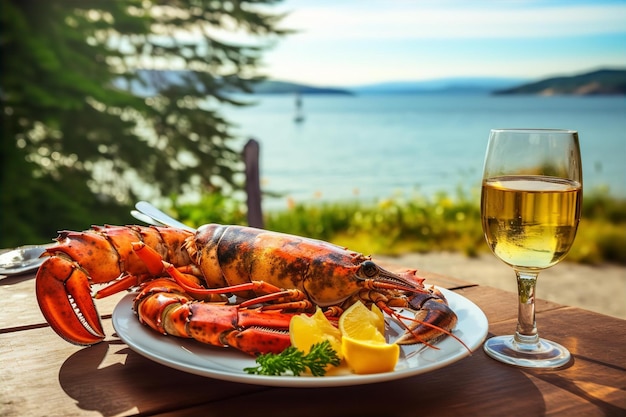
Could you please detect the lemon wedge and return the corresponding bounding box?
[338,300,385,341]
[289,307,342,358]
[338,301,399,374]
[341,336,400,374]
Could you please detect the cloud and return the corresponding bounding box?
[281,2,626,40]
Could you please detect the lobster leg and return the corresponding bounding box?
[167,263,313,311]
[93,274,146,299]
[35,256,105,345]
[134,242,312,311]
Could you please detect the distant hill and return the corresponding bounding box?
[494,69,626,96]
[348,77,528,94]
[252,77,529,95]
[114,68,626,97]
[112,70,353,96]
[252,80,352,95]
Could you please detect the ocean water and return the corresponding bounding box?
[223,94,626,209]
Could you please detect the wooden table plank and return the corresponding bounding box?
[148,292,626,417]
[0,320,266,417]
[155,352,549,417]
[150,345,625,417]
[2,267,625,417]
[4,312,623,417]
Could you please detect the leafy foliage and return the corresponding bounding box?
[171,192,249,228]
[1,0,289,247]
[261,189,625,265]
[266,190,486,257]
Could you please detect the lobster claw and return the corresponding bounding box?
[35,256,105,345]
[394,289,458,346]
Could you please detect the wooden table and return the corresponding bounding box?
[1,261,625,417]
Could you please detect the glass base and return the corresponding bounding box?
[483,335,571,368]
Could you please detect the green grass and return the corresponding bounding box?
[172,187,626,266]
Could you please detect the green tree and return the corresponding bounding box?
[1,0,288,247]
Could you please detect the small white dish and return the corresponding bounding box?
[0,245,51,276]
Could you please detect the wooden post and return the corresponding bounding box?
[243,138,264,228]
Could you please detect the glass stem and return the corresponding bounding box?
[514,270,540,346]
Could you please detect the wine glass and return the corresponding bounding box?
[481,129,582,368]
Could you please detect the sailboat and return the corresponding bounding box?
[294,91,305,123]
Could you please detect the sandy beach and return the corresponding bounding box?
[374,252,626,320]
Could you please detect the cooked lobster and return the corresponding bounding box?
[36,224,459,355]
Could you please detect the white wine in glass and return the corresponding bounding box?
[481,129,582,368]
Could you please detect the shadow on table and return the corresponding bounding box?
[58,337,547,417]
[0,272,36,286]
[527,356,626,417]
[195,352,549,417]
[58,340,266,417]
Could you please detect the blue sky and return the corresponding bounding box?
[260,0,626,86]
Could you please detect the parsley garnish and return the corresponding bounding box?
[244,340,341,376]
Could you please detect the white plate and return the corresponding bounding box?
[0,245,50,276]
[112,288,488,387]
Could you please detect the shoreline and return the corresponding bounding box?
[374,251,626,320]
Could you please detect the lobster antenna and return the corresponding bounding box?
[378,302,472,354]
